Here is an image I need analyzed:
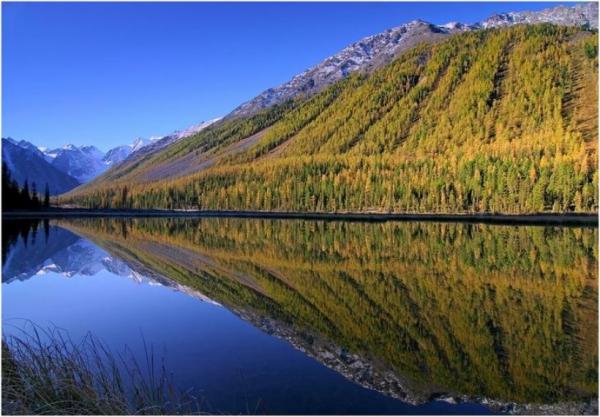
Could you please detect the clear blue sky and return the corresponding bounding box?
[3,1,570,151]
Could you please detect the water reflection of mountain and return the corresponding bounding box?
[54,217,597,414]
[2,220,221,306]
[2,222,159,286]
[3,224,80,282]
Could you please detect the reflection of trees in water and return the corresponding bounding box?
[62,218,598,404]
[2,219,50,263]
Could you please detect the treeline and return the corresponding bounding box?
[63,217,598,404]
[77,152,596,213]
[62,25,598,214]
[2,163,50,210]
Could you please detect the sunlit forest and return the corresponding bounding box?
[61,217,598,404]
[63,25,598,214]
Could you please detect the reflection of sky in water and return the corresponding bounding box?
[2,226,492,415]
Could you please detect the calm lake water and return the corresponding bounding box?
[2,217,597,415]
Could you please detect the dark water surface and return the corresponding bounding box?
[2,217,597,414]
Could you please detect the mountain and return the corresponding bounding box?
[479,2,598,29]
[229,20,459,118]
[78,117,222,186]
[5,118,222,192]
[101,138,157,166]
[63,16,598,214]
[9,138,48,159]
[2,139,80,195]
[118,119,222,164]
[102,145,133,166]
[42,141,155,183]
[46,144,109,183]
[171,118,224,141]
[230,2,598,118]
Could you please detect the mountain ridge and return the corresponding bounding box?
[229,2,598,118]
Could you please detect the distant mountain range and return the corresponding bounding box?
[40,138,156,183]
[2,139,80,195]
[2,118,220,195]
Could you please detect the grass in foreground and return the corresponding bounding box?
[2,324,199,415]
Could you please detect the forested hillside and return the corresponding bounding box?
[62,25,599,214]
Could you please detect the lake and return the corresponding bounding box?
[2,217,597,414]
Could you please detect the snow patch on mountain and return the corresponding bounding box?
[47,145,109,183]
[172,118,223,140]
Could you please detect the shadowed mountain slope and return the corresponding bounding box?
[2,139,81,195]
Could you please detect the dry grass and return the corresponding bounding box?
[2,323,200,415]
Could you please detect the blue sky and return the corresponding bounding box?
[3,1,571,151]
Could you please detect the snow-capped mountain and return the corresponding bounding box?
[101,137,156,166]
[68,119,222,176]
[80,145,104,161]
[46,144,109,183]
[6,2,594,190]
[41,140,158,183]
[2,138,81,195]
[230,2,598,117]
[4,118,221,188]
[9,138,49,159]
[102,145,133,166]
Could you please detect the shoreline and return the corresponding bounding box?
[2,209,598,226]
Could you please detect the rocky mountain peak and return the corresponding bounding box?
[480,2,598,29]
